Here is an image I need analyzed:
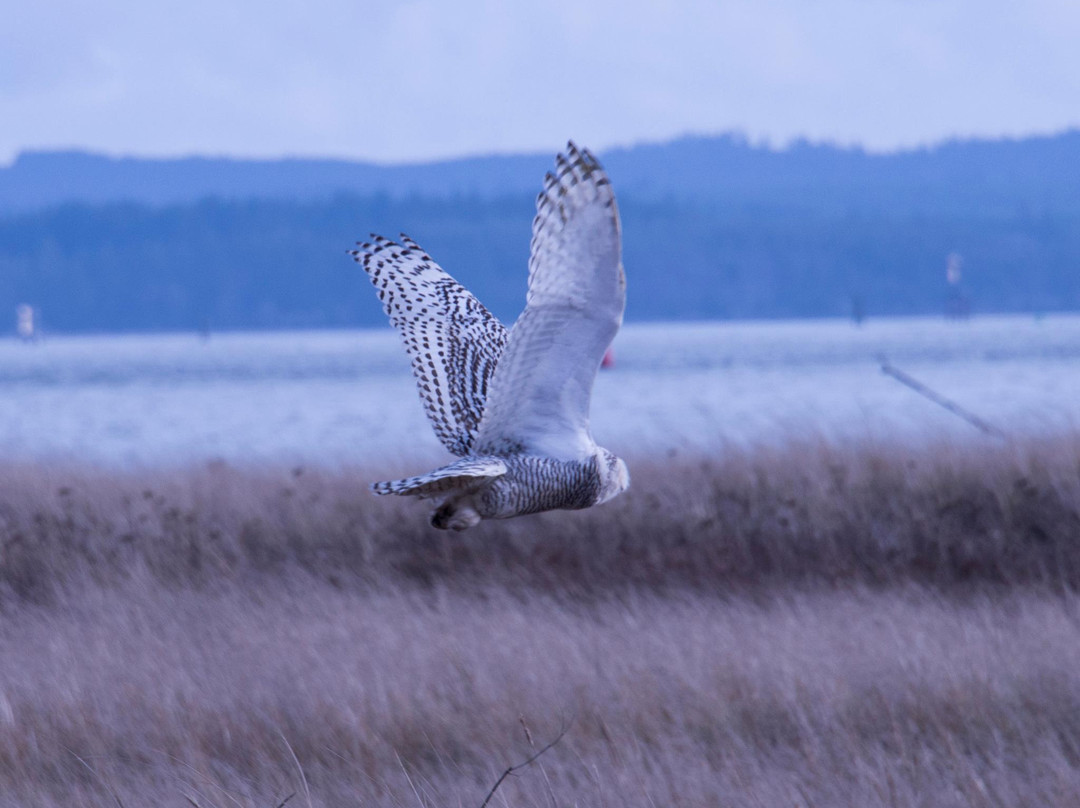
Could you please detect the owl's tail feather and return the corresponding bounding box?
[371,456,507,499]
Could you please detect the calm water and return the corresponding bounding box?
[1,315,1079,467]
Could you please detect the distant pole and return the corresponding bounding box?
[946,252,963,286]
[944,252,971,319]
[16,304,36,341]
[880,358,1006,439]
[850,294,866,326]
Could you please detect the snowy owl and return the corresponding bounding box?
[349,142,629,530]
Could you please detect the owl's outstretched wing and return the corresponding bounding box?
[475,142,625,459]
[350,235,508,456]
[371,455,507,498]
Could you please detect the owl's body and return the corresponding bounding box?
[351,143,629,530]
[374,451,625,531]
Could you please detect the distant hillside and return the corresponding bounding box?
[4,130,1080,214]
[1,132,1079,333]
[0,150,551,214]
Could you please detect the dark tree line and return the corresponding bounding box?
[2,192,1078,334]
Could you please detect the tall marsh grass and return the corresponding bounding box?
[2,435,1080,805]
[3,434,1080,604]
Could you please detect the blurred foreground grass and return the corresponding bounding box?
[1,435,1080,805]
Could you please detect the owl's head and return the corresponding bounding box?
[596,448,630,505]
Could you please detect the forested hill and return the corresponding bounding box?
[1,132,1079,333]
[4,131,1080,215]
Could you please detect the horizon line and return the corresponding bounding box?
[5,126,1080,170]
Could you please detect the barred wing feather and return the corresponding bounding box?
[350,235,508,456]
[475,143,625,460]
[371,456,508,498]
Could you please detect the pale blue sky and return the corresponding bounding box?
[3,0,1079,164]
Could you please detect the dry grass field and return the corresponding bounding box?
[2,434,1080,806]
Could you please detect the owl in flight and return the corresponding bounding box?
[350,142,629,530]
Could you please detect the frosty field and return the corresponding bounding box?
[1,314,1080,466]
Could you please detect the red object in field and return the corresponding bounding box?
[601,347,615,369]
